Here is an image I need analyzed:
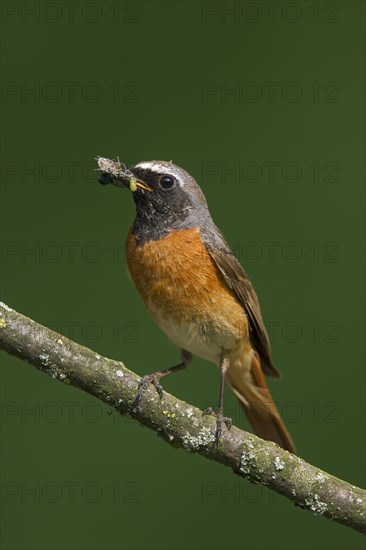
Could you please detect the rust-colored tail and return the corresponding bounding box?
[227,351,296,454]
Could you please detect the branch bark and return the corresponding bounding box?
[0,302,365,534]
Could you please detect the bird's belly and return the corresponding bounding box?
[125,227,249,361]
[150,306,244,363]
[153,312,222,363]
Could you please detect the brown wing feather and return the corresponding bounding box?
[202,228,280,378]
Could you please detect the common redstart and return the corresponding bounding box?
[98,157,296,453]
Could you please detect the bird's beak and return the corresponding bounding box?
[98,172,152,192]
[131,177,152,192]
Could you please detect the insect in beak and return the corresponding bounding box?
[96,156,152,192]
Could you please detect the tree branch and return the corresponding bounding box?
[0,302,364,534]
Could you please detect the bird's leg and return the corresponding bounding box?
[134,350,192,408]
[203,352,232,443]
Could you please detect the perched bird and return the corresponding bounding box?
[98,158,296,453]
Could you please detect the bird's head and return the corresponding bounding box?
[99,159,211,240]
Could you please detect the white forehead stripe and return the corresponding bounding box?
[135,161,185,186]
[136,161,170,173]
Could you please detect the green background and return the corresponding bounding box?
[1,1,365,549]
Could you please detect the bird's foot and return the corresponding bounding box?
[202,407,232,444]
[134,373,163,408]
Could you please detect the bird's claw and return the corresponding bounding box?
[202,407,232,444]
[215,411,232,443]
[224,416,232,430]
[134,374,163,407]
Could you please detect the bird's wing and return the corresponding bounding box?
[202,227,280,378]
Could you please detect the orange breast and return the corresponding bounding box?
[125,228,249,349]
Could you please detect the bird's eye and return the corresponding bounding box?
[159,175,175,189]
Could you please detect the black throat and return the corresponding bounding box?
[131,192,196,245]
